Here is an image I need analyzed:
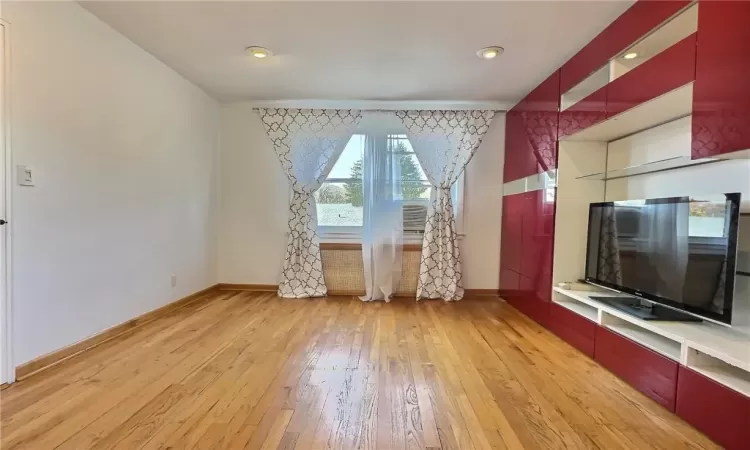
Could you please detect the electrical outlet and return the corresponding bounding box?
[171,274,177,288]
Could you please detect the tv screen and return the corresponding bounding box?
[585,194,741,325]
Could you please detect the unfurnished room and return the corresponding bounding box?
[0,1,748,449]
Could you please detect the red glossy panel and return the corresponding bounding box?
[525,299,550,328]
[513,274,549,327]
[537,191,556,303]
[676,366,750,450]
[499,269,520,296]
[519,192,540,279]
[594,327,678,411]
[548,303,597,357]
[692,0,750,158]
[558,87,607,139]
[500,194,523,273]
[503,110,539,182]
[560,0,691,93]
[503,110,521,182]
[607,34,696,118]
[517,71,561,171]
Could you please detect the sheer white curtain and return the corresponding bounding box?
[359,112,405,301]
[258,109,361,298]
[396,110,495,301]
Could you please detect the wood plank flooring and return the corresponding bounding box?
[0,291,718,449]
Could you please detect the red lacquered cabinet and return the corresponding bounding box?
[500,193,523,274]
[692,0,750,158]
[516,71,561,171]
[548,303,597,357]
[558,87,608,139]
[504,108,538,183]
[606,34,696,118]
[500,190,554,327]
[499,269,519,298]
[594,327,679,411]
[676,367,750,450]
[560,0,691,93]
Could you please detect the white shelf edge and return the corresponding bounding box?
[684,341,750,374]
[605,323,681,361]
[553,287,688,346]
[552,298,598,323]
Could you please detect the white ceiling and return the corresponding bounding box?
[81,1,634,105]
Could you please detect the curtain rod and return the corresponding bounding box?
[245,100,510,112]
[250,107,507,112]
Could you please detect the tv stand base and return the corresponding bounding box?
[590,296,702,322]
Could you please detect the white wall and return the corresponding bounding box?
[461,114,505,289]
[5,2,221,366]
[218,104,506,289]
[218,104,288,284]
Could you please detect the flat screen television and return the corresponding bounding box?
[585,193,741,325]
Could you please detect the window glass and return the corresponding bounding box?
[315,133,461,235]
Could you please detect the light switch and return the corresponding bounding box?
[17,165,34,186]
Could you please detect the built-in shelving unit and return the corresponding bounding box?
[553,296,598,322]
[561,83,693,143]
[553,286,750,395]
[605,320,682,360]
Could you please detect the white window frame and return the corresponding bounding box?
[316,132,465,243]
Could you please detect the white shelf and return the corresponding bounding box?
[605,322,681,361]
[691,364,750,398]
[575,155,723,181]
[553,298,598,322]
[561,83,693,143]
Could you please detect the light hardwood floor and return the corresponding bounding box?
[0,291,718,449]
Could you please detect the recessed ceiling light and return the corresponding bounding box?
[247,46,273,59]
[477,46,504,60]
[623,52,638,60]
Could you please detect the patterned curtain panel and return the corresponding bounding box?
[598,206,623,285]
[396,110,495,301]
[258,109,362,298]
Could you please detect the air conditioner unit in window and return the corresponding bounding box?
[402,202,428,233]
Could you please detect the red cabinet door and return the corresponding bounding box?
[548,303,597,357]
[558,87,608,139]
[499,269,520,297]
[500,194,523,274]
[516,273,549,327]
[503,110,521,182]
[517,71,561,171]
[519,192,539,279]
[504,109,538,183]
[560,0,691,94]
[692,0,750,158]
[594,327,679,411]
[676,366,750,450]
[607,34,696,118]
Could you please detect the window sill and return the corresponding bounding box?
[318,232,465,246]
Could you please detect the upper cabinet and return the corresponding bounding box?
[504,71,561,182]
[560,2,698,120]
[505,0,749,183]
[691,0,750,159]
[516,71,561,172]
[559,0,691,95]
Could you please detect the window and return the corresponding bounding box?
[688,197,729,238]
[314,133,462,239]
